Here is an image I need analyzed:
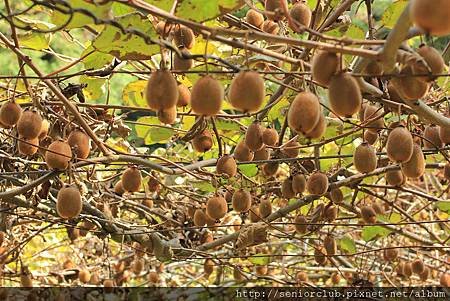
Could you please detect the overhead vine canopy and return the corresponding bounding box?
[0,0,449,294]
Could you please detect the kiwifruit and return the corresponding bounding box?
[387,82,404,103]
[79,269,91,283]
[410,0,450,36]
[391,66,429,100]
[262,128,278,146]
[234,140,254,162]
[142,199,153,208]
[363,105,384,131]
[265,0,284,21]
[329,188,343,203]
[229,71,265,113]
[401,143,425,179]
[292,174,306,194]
[253,146,270,161]
[17,110,43,139]
[45,140,72,170]
[68,130,90,159]
[249,206,261,222]
[281,178,296,199]
[331,273,341,285]
[296,271,308,283]
[204,259,214,276]
[0,101,21,127]
[359,102,368,122]
[364,130,378,145]
[173,25,195,49]
[63,259,75,270]
[262,20,280,34]
[311,51,339,86]
[440,273,450,287]
[324,205,338,222]
[173,48,193,71]
[262,162,279,177]
[294,214,307,234]
[177,84,191,107]
[148,271,160,284]
[146,70,179,111]
[216,155,237,178]
[0,231,4,247]
[383,247,399,262]
[191,75,223,116]
[289,2,312,31]
[304,113,326,139]
[132,258,144,274]
[57,185,82,219]
[192,130,213,152]
[439,125,450,144]
[255,265,268,276]
[306,172,329,195]
[372,202,385,215]
[157,106,177,124]
[121,166,142,192]
[396,262,406,277]
[206,195,228,220]
[114,180,125,195]
[259,199,272,218]
[155,21,172,36]
[403,262,413,278]
[18,137,39,156]
[38,119,50,139]
[314,247,327,265]
[193,209,208,227]
[232,189,252,213]
[323,235,336,256]
[353,142,377,173]
[245,122,264,151]
[411,258,424,275]
[281,139,300,158]
[423,125,443,149]
[415,45,445,81]
[419,267,430,281]
[103,279,115,292]
[233,266,244,282]
[386,126,414,163]
[364,60,383,76]
[224,188,234,203]
[328,72,362,118]
[444,163,450,181]
[246,9,264,28]
[288,92,321,134]
[360,205,376,224]
[20,272,33,287]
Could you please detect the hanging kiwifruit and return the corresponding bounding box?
[401,143,425,178]
[259,199,272,218]
[45,140,72,170]
[245,121,264,151]
[288,92,321,134]
[246,9,264,29]
[229,71,265,113]
[157,106,177,124]
[265,0,284,21]
[296,271,308,283]
[114,180,125,195]
[146,70,179,111]
[173,25,195,49]
[0,231,4,247]
[281,178,296,199]
[177,84,191,107]
[403,262,413,278]
[304,113,326,139]
[323,235,336,256]
[314,247,327,265]
[294,214,308,234]
[444,163,450,181]
[121,166,142,192]
[20,270,33,287]
[364,60,383,76]
[324,205,338,222]
[419,267,430,281]
[262,128,278,146]
[193,209,208,227]
[423,125,443,149]
[68,130,90,159]
[329,188,343,204]
[173,48,193,71]
[0,101,21,127]
[411,258,425,275]
[386,126,414,163]
[410,0,450,36]
[262,162,279,177]
[255,265,268,276]
[132,258,145,274]
[306,172,329,195]
[17,110,43,139]
[253,146,269,161]
[311,51,339,86]
[289,2,312,31]
[79,269,91,283]
[191,75,223,116]
[360,205,376,224]
[261,20,280,34]
[249,206,261,222]
[203,259,215,276]
[363,105,384,132]
[385,169,405,186]
[206,195,228,220]
[383,247,399,262]
[281,139,300,158]
[328,72,362,118]
[38,119,50,140]
[353,142,377,173]
[234,140,254,162]
[216,155,237,178]
[56,185,82,219]
[440,273,450,287]
[364,130,378,145]
[232,189,252,213]
[18,137,39,156]
[103,279,115,292]
[292,174,306,194]
[192,130,213,153]
[155,21,172,36]
[439,124,450,144]
[391,66,429,100]
[415,45,445,81]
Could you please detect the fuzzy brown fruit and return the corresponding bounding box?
[232,189,252,213]
[192,130,213,153]
[229,71,265,113]
[18,137,39,156]
[401,143,425,179]
[281,139,300,158]
[259,199,272,218]
[444,163,450,181]
[385,169,405,186]
[38,119,50,139]
[114,180,125,195]
[411,258,424,275]
[289,2,311,31]
[155,21,172,36]
[354,142,377,173]
[245,122,264,151]
[304,113,326,139]
[17,110,43,139]
[423,125,443,149]
[440,273,450,287]
[79,269,91,283]
[121,166,142,192]
[191,76,223,116]
[324,205,338,222]
[177,84,191,107]
[416,45,445,81]
[132,258,144,274]
[288,92,321,134]
[292,174,306,194]
[329,188,343,204]
[68,130,90,159]
[157,106,177,125]
[262,128,278,146]
[246,9,264,29]
[173,25,195,49]
[294,214,308,234]
[146,70,179,111]
[148,271,160,284]
[306,172,329,195]
[383,247,399,262]
[364,130,378,145]
[57,185,82,219]
[410,0,450,36]
[262,162,279,177]
[360,205,376,224]
[328,72,362,118]
[193,209,208,227]
[253,146,270,161]
[0,101,21,127]
[386,126,414,163]
[249,206,261,222]
[296,271,308,283]
[206,196,228,220]
[331,273,341,285]
[46,140,72,170]
[261,20,280,34]
[439,124,450,144]
[314,247,327,265]
[311,51,339,86]
[391,66,429,100]
[234,140,254,162]
[173,49,193,71]
[323,235,336,256]
[363,105,384,132]
[216,155,237,178]
[281,178,296,199]
[103,279,115,292]
[265,0,284,21]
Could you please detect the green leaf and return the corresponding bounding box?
[17,32,51,50]
[381,0,408,28]
[248,253,270,265]
[192,181,215,193]
[176,0,244,22]
[238,164,258,177]
[123,80,147,107]
[82,46,114,69]
[436,201,450,213]
[339,235,356,254]
[214,119,240,131]
[135,117,174,144]
[362,226,392,242]
[51,0,112,29]
[79,76,106,101]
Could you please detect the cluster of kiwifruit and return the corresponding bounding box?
[410,0,450,37]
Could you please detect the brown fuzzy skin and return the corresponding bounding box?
[155,21,172,36]
[410,0,450,36]
[177,84,191,107]
[234,140,254,162]
[314,247,327,265]
[331,273,341,285]
[306,172,329,195]
[173,26,195,49]
[0,231,4,247]
[261,20,280,34]
[328,72,362,118]
[246,9,264,28]
[403,262,413,278]
[265,0,285,21]
[365,60,383,76]
[148,271,160,284]
[386,169,405,186]
[383,247,399,262]
[288,92,321,134]
[0,101,22,127]
[245,122,264,151]
[132,258,144,274]
[57,186,82,219]
[46,140,72,170]
[391,66,429,100]
[232,189,252,213]
[229,71,265,113]
[329,188,343,203]
[191,76,223,116]
[363,105,384,132]
[68,130,90,159]
[281,139,300,158]
[311,51,340,86]
[114,180,125,195]
[289,2,312,31]
[216,155,237,178]
[444,163,450,181]
[20,273,33,287]
[401,143,425,179]
[146,70,179,111]
[38,119,50,139]
[192,130,213,152]
[103,279,115,292]
[360,205,377,224]
[18,137,39,156]
[296,271,308,283]
[419,267,430,281]
[259,199,272,218]
[294,214,308,234]
[17,110,43,139]
[324,205,338,222]
[253,146,270,161]
[411,258,425,275]
[249,206,261,222]
[173,49,194,71]
[292,174,306,194]
[364,130,378,145]
[121,166,142,192]
[193,209,208,226]
[439,125,450,144]
[304,113,326,139]
[255,265,268,276]
[281,178,296,199]
[323,235,336,256]
[79,269,91,283]
[157,106,177,124]
[423,125,443,149]
[206,196,228,220]
[262,162,279,177]
[262,128,278,146]
[353,142,377,173]
[440,273,450,287]
[203,259,214,276]
[386,126,414,163]
[416,45,445,81]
